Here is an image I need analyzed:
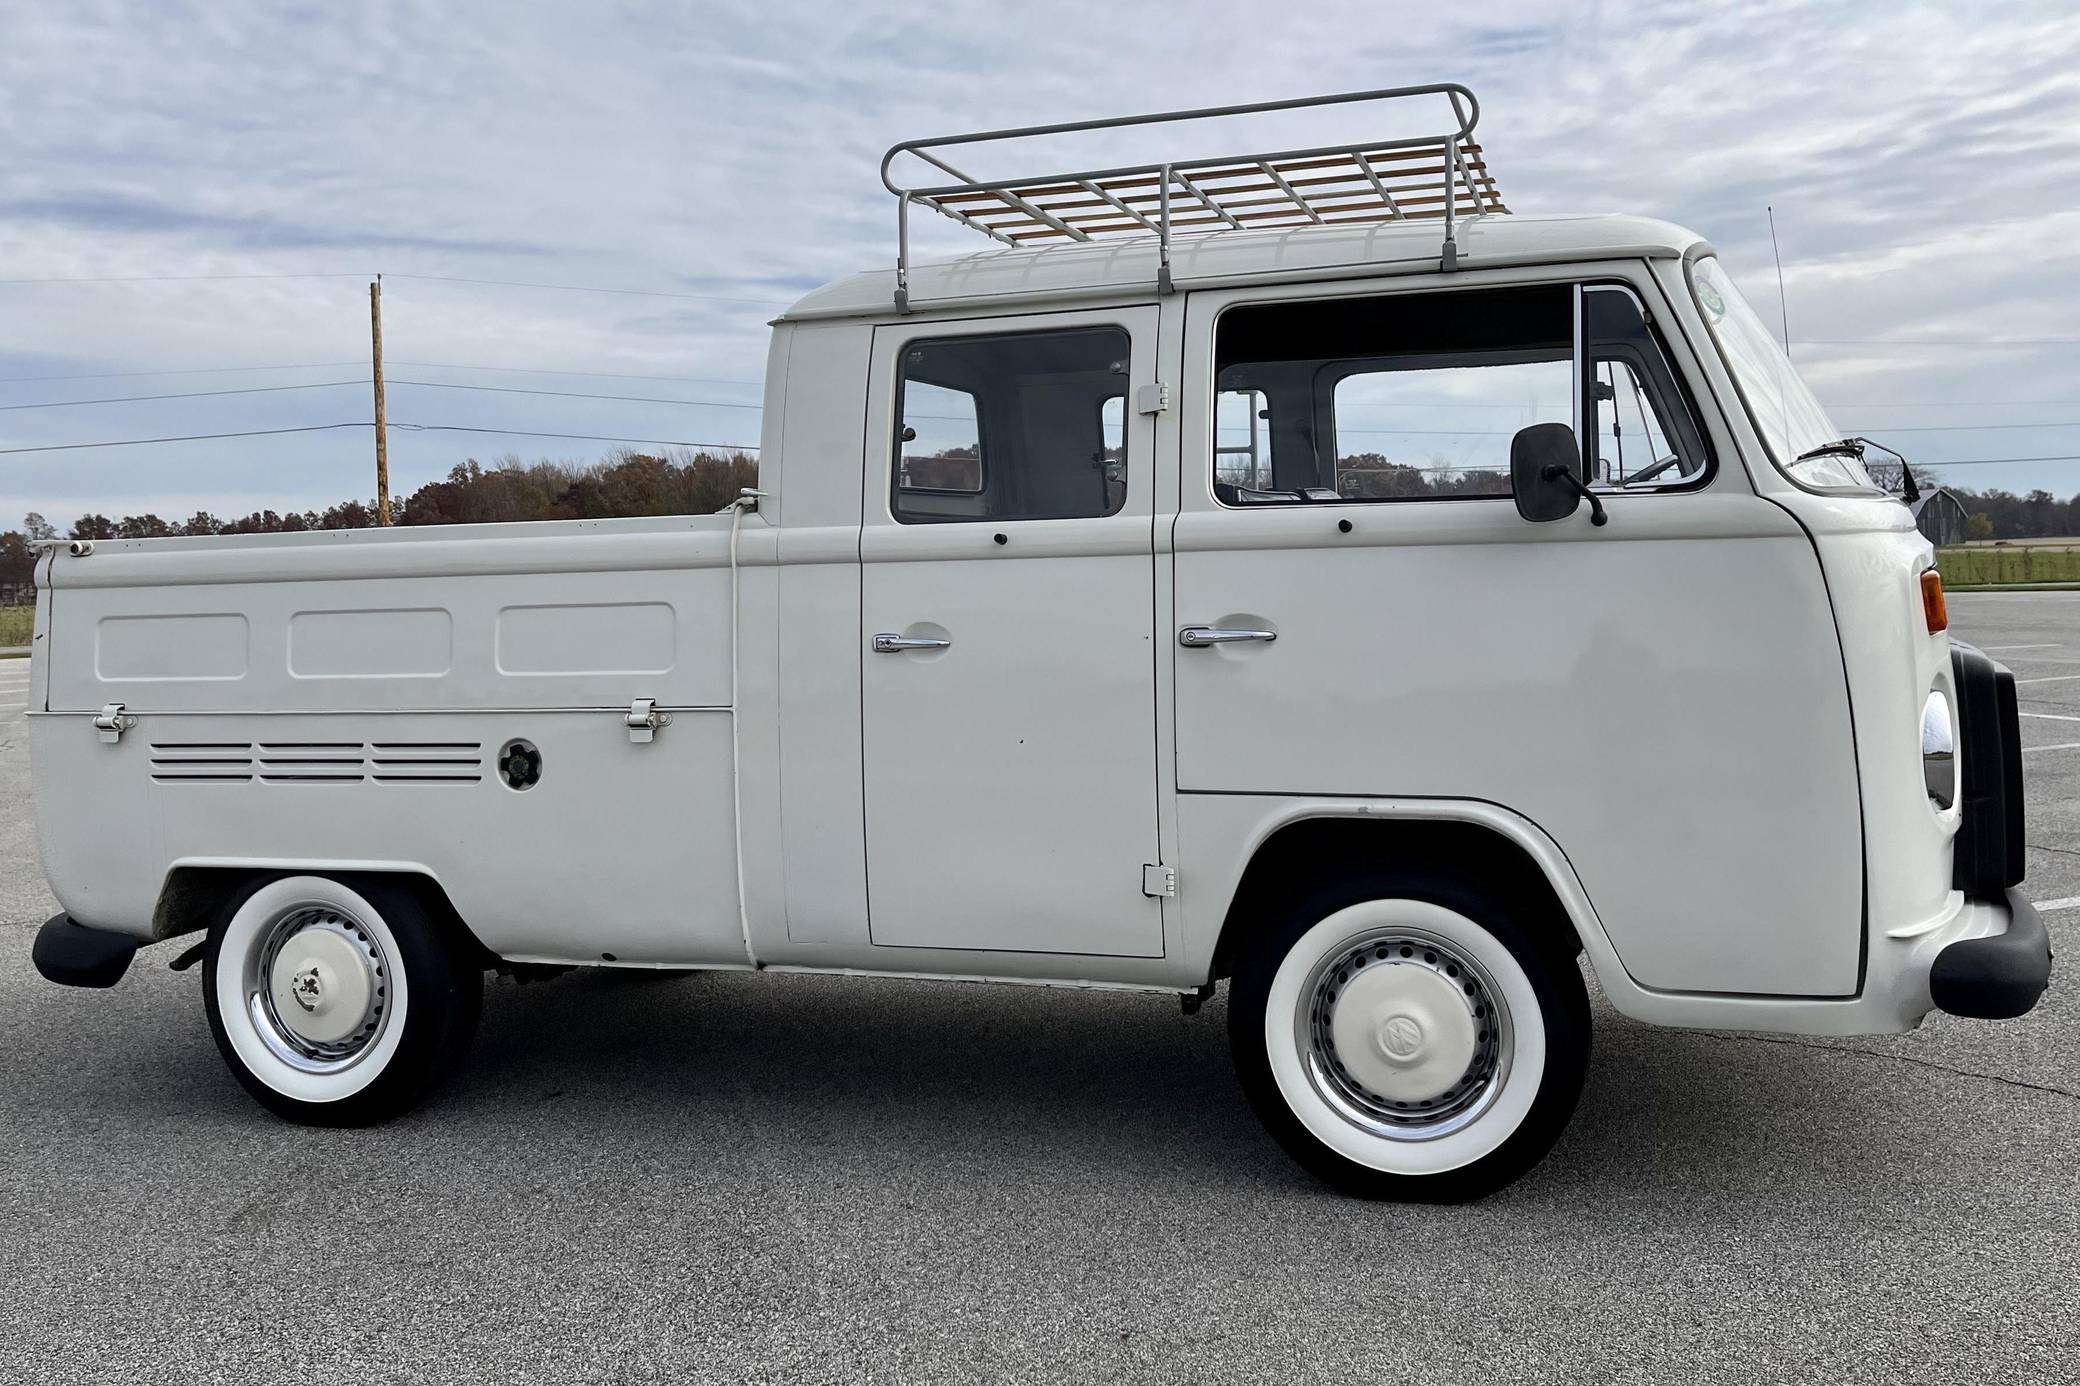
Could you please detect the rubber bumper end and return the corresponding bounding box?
[32,915,142,989]
[1930,891,2053,1021]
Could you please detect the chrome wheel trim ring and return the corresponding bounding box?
[1294,926,1513,1143]
[243,904,392,1074]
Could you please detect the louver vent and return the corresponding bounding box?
[149,741,484,785]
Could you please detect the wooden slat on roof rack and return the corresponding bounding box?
[880,85,1508,310]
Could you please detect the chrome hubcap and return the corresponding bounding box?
[245,906,391,1072]
[1299,929,1511,1141]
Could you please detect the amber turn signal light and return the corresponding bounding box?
[1920,568,1948,634]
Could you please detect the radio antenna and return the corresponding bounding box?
[1767,205,1791,359]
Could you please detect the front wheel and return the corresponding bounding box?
[1229,877,1589,1201]
[204,874,482,1126]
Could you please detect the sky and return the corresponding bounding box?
[4,0,2080,529]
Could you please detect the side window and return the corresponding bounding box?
[897,381,983,493]
[1215,388,1271,491]
[893,327,1131,524]
[1210,282,1709,504]
[1213,284,1573,504]
[1582,286,1709,491]
[1332,358,1569,499]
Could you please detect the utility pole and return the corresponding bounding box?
[370,276,392,525]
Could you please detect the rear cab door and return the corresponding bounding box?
[859,304,1169,957]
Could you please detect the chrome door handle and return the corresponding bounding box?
[1179,625,1277,647]
[872,633,952,653]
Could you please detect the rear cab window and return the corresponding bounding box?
[893,327,1131,524]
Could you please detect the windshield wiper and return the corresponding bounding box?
[1793,438,1866,465]
[1793,437,1919,502]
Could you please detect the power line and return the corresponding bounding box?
[0,361,364,385]
[1916,454,2080,468]
[394,423,760,450]
[0,272,371,286]
[388,379,760,409]
[13,371,2080,426]
[388,360,760,387]
[1801,337,2080,349]
[383,273,788,307]
[1840,420,2080,434]
[0,268,792,306]
[1833,399,2080,409]
[0,380,368,411]
[0,423,367,456]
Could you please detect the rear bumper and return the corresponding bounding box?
[32,914,141,989]
[1930,889,2052,1020]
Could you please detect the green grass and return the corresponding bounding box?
[0,606,31,647]
[1935,545,2080,587]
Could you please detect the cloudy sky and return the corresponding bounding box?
[4,0,2079,528]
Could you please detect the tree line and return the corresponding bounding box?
[0,449,756,599]
[3,449,2075,601]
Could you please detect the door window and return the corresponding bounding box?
[1215,387,1272,491]
[1581,286,1710,491]
[893,327,1131,523]
[1210,281,1708,504]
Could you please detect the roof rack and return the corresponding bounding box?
[880,84,1506,312]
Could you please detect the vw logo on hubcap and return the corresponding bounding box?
[1379,1013,1424,1060]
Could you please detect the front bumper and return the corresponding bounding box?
[1931,889,2052,1020]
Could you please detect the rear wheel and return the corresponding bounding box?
[1228,872,1589,1201]
[203,874,482,1126]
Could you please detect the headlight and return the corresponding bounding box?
[1922,690,1955,809]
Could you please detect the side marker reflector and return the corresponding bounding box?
[1921,568,1948,634]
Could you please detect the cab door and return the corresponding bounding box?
[859,305,1165,957]
[1170,273,1864,997]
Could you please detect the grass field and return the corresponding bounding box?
[1936,545,2080,587]
[0,606,30,647]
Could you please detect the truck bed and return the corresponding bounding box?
[30,514,773,965]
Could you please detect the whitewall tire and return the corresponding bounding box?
[1229,872,1589,1201]
[203,874,482,1126]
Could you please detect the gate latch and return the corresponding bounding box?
[1142,864,1176,898]
[625,698,673,744]
[95,703,135,744]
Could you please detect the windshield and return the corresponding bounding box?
[1687,255,1873,491]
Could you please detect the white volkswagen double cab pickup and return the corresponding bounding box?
[25,87,2051,1201]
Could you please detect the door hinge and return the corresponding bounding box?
[95,703,135,744]
[1135,382,1171,416]
[625,698,673,744]
[1142,863,1176,898]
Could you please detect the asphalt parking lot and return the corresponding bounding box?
[1,594,2075,1385]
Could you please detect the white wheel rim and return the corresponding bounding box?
[1265,899,1546,1176]
[215,877,411,1104]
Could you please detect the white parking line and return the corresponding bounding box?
[2017,674,2080,685]
[2037,897,2080,913]
[2023,741,2080,755]
[1983,644,2064,651]
[2022,712,2080,722]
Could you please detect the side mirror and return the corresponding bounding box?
[1511,422,1607,527]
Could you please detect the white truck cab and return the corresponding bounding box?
[26,87,2049,1199]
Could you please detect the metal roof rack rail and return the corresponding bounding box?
[880,84,1506,312]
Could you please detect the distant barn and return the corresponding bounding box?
[1911,487,1969,547]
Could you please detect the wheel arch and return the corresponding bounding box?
[1207,802,1609,984]
[153,859,488,960]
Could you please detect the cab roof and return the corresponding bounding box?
[780,212,1708,322]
